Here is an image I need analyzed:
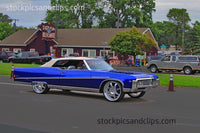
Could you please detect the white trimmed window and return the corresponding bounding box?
[2,48,9,52]
[13,48,21,53]
[61,48,73,57]
[30,48,35,53]
[82,49,96,57]
[100,50,114,57]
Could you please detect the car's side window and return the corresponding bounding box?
[162,56,171,61]
[172,56,176,61]
[52,60,87,70]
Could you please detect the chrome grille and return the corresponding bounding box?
[136,79,153,88]
[143,80,151,85]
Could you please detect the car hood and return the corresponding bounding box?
[109,70,158,79]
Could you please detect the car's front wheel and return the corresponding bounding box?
[103,81,124,102]
[128,91,146,98]
[149,65,158,73]
[32,82,49,94]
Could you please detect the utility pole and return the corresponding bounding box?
[182,10,185,52]
[11,18,19,32]
[115,9,121,28]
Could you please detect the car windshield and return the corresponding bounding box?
[86,60,114,70]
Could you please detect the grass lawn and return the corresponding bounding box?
[157,74,200,88]
[0,63,41,75]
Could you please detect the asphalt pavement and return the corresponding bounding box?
[0,75,200,133]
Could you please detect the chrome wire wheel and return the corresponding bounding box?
[128,91,146,98]
[32,82,49,94]
[103,81,124,102]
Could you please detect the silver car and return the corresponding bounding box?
[147,55,200,75]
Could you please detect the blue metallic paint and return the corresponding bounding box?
[14,67,159,91]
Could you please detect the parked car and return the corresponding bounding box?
[13,57,159,102]
[0,51,14,62]
[68,53,79,57]
[8,52,52,64]
[147,55,200,75]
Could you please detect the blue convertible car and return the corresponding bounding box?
[13,57,159,102]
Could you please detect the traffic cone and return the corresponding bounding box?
[167,73,175,92]
[9,64,14,79]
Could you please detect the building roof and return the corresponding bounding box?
[56,28,150,47]
[0,29,36,46]
[0,28,156,47]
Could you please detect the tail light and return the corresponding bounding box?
[198,63,200,67]
[40,58,42,63]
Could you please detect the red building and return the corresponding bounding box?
[0,24,158,58]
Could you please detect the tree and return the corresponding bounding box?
[0,22,14,40]
[150,21,177,48]
[16,26,36,31]
[99,0,156,28]
[167,8,191,50]
[185,21,200,54]
[45,0,156,28]
[109,26,156,60]
[46,0,102,28]
[0,13,12,23]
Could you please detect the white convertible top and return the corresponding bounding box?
[41,57,99,67]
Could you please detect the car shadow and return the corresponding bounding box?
[24,89,152,103]
[49,90,153,103]
[48,90,105,101]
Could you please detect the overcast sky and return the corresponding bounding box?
[0,0,200,28]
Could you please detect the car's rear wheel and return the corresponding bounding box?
[128,91,146,98]
[103,81,124,102]
[183,67,192,75]
[32,82,49,94]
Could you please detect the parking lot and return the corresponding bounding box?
[0,75,200,133]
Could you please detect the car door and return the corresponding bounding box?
[158,56,172,69]
[170,56,180,70]
[59,69,92,88]
[54,59,94,89]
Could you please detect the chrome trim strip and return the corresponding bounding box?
[99,78,125,89]
[48,85,99,93]
[15,77,60,79]
[15,76,112,80]
[91,77,109,79]
[14,80,100,93]
[83,60,91,70]
[123,87,149,92]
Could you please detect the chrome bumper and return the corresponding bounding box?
[123,78,159,92]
